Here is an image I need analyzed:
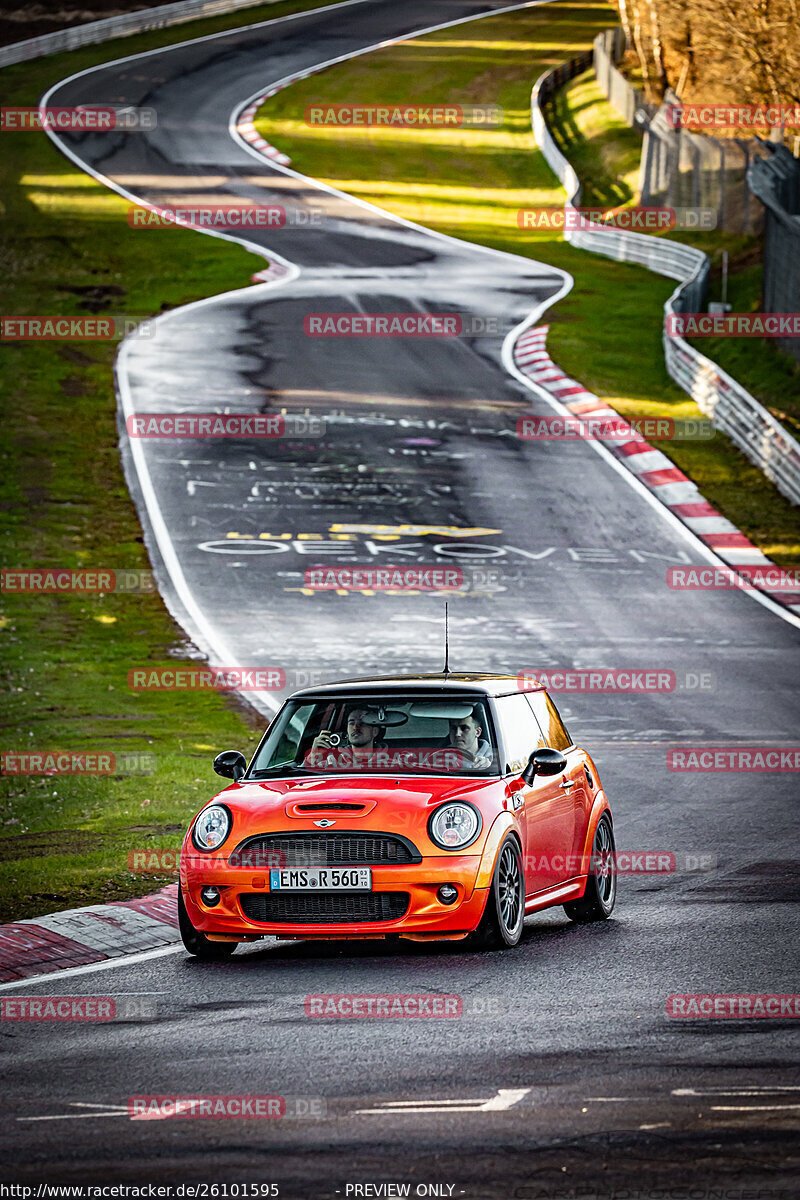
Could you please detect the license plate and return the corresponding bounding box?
[269,867,372,891]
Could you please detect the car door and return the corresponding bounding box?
[495,693,573,894]
[526,690,587,874]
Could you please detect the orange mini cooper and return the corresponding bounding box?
[178,673,616,957]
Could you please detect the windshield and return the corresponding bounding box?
[248,694,500,778]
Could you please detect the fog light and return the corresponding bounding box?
[200,886,220,907]
[437,884,458,905]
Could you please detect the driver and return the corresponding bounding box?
[444,707,493,770]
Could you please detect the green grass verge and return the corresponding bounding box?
[0,0,348,922]
[254,2,800,565]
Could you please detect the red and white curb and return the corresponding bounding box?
[236,100,291,165]
[0,884,178,982]
[250,261,292,284]
[235,73,307,166]
[237,77,316,285]
[235,56,341,170]
[514,325,800,615]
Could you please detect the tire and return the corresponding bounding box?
[470,835,525,950]
[564,813,616,923]
[178,888,238,959]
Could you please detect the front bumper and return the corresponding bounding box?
[181,853,489,939]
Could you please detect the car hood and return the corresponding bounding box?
[190,774,506,855]
[217,773,499,811]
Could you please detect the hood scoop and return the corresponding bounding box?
[285,799,376,819]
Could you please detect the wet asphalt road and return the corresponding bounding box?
[10,0,800,1191]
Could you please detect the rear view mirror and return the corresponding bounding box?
[521,747,567,785]
[213,750,247,782]
[359,708,408,727]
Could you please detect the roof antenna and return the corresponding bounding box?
[443,601,450,677]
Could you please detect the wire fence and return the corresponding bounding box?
[748,145,800,363]
[640,95,770,235]
[531,62,800,509]
[593,30,768,234]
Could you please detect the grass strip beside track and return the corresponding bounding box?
[254,0,800,565]
[0,0,351,922]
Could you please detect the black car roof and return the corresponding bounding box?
[289,672,543,700]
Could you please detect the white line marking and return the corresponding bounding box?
[503,329,800,633]
[41,0,800,723]
[710,1104,800,1112]
[227,2,561,268]
[377,1099,488,1106]
[0,943,185,992]
[355,1106,486,1114]
[68,1103,130,1110]
[18,1112,131,1122]
[674,1087,800,1096]
[42,0,567,722]
[480,1088,531,1111]
[356,1088,531,1115]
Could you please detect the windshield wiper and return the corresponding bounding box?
[247,763,311,778]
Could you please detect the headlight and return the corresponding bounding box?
[192,804,231,851]
[428,802,482,850]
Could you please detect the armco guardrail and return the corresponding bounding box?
[0,0,281,68]
[531,61,800,509]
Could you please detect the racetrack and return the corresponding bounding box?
[9,0,800,1190]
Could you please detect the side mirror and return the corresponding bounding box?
[213,750,247,782]
[521,747,568,785]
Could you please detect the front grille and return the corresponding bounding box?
[233,832,419,867]
[240,891,410,924]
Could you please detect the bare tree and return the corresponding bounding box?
[607,0,800,108]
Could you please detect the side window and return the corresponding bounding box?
[526,691,573,752]
[496,694,544,775]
